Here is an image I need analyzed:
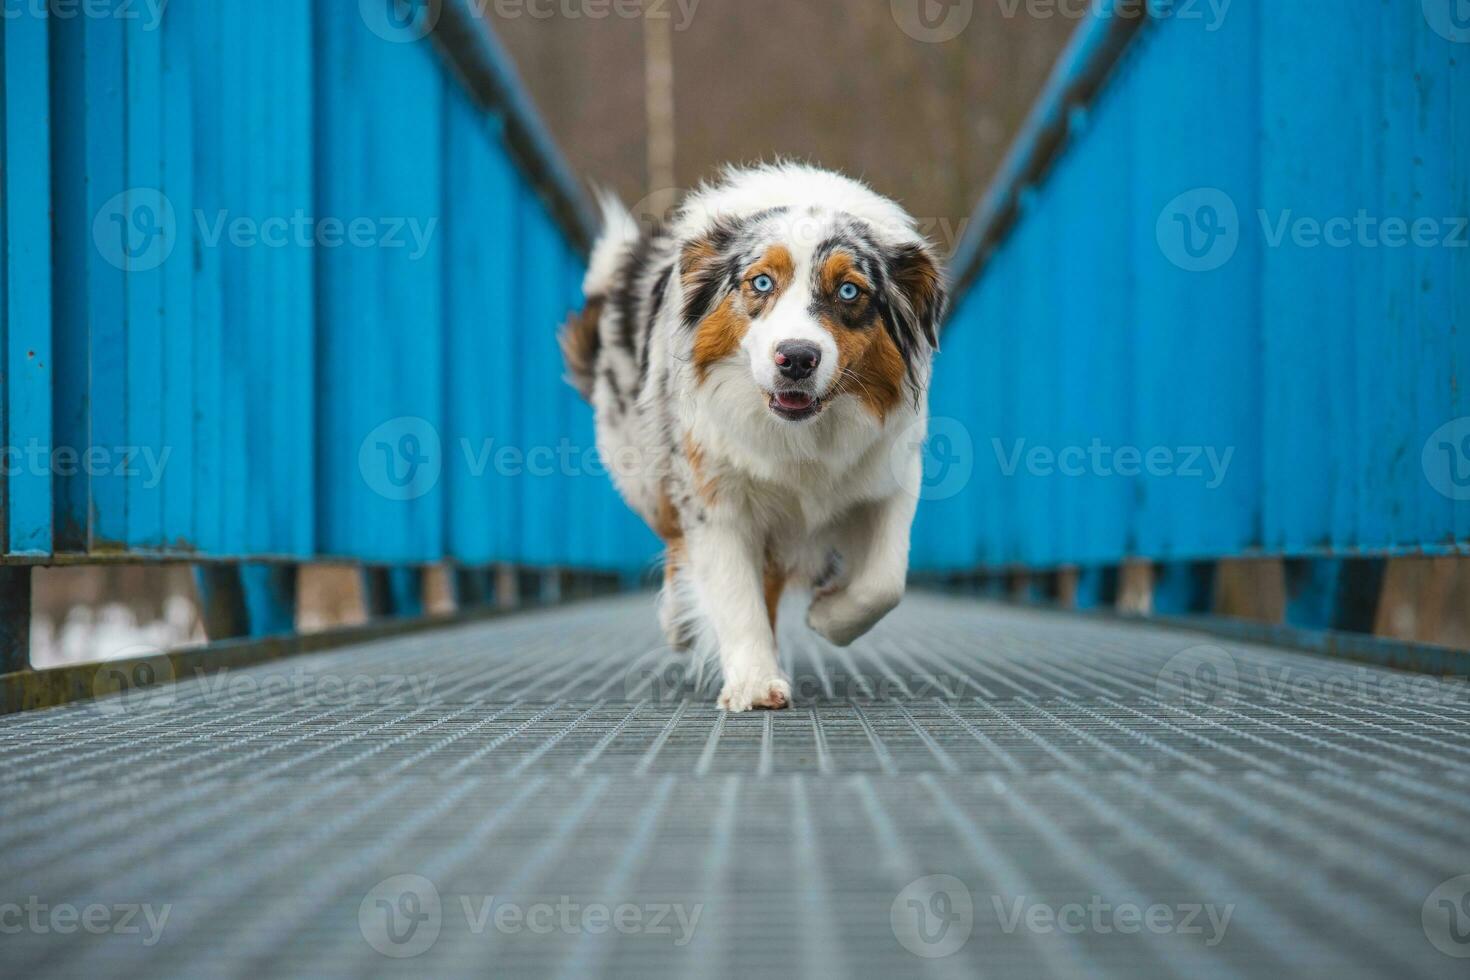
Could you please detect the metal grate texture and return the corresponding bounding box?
[3,593,1469,978]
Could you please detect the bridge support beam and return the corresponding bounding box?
[452,566,496,609]
[195,566,250,641]
[1074,566,1120,611]
[240,564,298,636]
[1152,561,1216,616]
[362,567,425,619]
[1010,570,1059,605]
[0,567,32,672]
[1284,558,1385,634]
[977,572,1007,599]
[515,567,543,606]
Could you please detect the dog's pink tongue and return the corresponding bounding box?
[775,392,813,410]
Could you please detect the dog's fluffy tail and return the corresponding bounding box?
[560,190,640,401]
[584,189,639,297]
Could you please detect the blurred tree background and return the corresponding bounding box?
[494,0,1074,252]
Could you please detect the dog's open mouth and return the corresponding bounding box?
[769,390,822,421]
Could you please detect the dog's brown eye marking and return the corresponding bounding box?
[690,295,748,382]
[679,218,743,329]
[740,245,794,306]
[811,250,904,420]
[819,253,872,307]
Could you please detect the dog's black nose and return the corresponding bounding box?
[774,342,821,380]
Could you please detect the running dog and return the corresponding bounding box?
[561,163,945,710]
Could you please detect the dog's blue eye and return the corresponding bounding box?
[752,274,775,294]
[838,282,861,301]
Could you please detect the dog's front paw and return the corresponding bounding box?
[806,587,902,647]
[718,671,792,712]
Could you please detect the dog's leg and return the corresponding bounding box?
[807,491,916,647]
[687,521,791,711]
[658,544,698,652]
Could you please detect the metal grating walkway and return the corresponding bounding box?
[3,593,1469,978]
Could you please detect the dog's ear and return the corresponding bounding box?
[679,219,741,329]
[882,241,948,352]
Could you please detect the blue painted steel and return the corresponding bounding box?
[920,2,1470,573]
[1,11,54,556]
[1073,566,1119,611]
[239,563,299,637]
[386,568,426,619]
[0,2,661,583]
[1283,558,1386,634]
[1152,561,1216,617]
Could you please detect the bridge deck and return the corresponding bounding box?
[3,593,1467,978]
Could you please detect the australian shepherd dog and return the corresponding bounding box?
[561,163,946,710]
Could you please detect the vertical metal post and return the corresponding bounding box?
[240,563,298,636]
[1152,561,1216,616]
[516,566,542,606]
[539,567,563,604]
[361,568,389,618]
[195,564,250,640]
[1074,565,1120,610]
[452,566,496,608]
[386,567,424,617]
[1284,558,1385,633]
[0,566,32,672]
[361,566,425,618]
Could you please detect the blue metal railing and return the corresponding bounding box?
[0,2,659,574]
[912,0,1470,592]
